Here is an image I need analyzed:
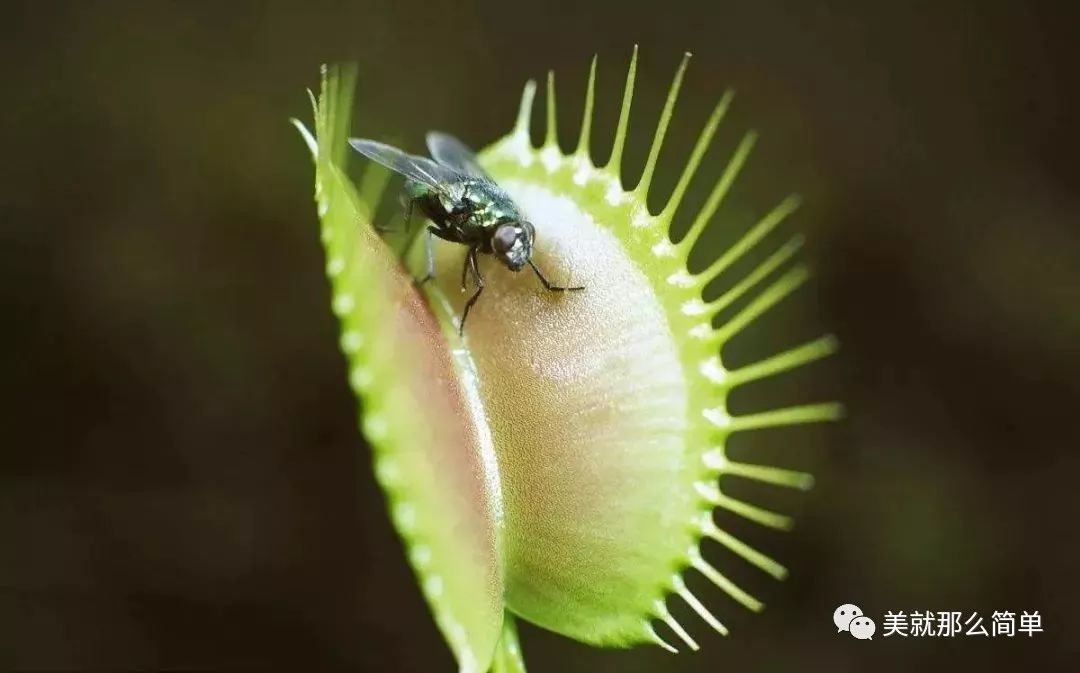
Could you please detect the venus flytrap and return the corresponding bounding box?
[295,51,840,673]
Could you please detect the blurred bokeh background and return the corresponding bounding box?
[3,1,1078,670]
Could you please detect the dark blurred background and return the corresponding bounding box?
[3,1,1078,671]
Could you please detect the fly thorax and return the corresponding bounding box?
[473,206,504,230]
[439,184,467,215]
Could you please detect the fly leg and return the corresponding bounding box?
[459,246,484,336]
[528,259,585,292]
[460,245,471,292]
[451,215,477,294]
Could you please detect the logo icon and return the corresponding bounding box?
[850,615,876,640]
[833,603,863,632]
[834,603,875,640]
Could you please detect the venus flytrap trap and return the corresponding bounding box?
[293,66,506,672]
[295,51,840,673]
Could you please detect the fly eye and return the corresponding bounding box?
[492,224,519,253]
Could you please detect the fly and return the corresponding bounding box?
[348,132,584,334]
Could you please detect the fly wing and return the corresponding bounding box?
[426,131,492,179]
[349,138,459,188]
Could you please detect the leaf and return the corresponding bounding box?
[293,65,506,673]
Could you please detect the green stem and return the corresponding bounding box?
[490,615,527,673]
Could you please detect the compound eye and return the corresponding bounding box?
[492,224,520,253]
